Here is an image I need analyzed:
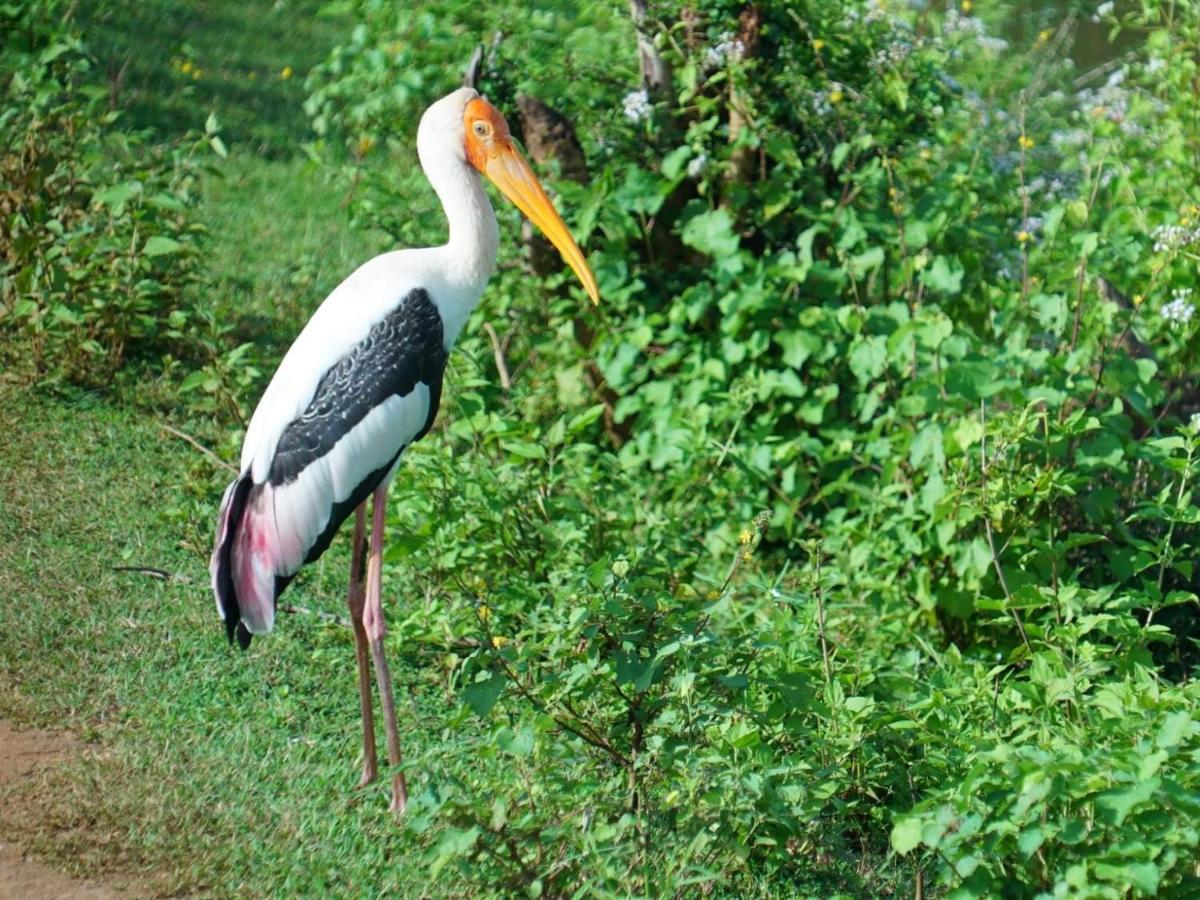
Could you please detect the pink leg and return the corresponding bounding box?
[363,484,408,815]
[347,503,377,788]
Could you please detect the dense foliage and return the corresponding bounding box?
[3,0,1200,896]
[0,2,209,385]
[305,1,1200,895]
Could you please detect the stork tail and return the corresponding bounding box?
[211,474,288,648]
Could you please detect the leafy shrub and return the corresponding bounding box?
[0,1,203,386]
[296,0,1200,895]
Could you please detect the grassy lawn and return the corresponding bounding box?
[80,0,346,153]
[0,384,490,894]
[0,1,453,892]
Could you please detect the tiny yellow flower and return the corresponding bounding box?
[739,529,754,545]
[1133,293,1145,306]
[1018,135,1034,149]
[180,59,193,74]
[356,135,375,156]
[829,89,844,105]
[888,186,899,199]
[1182,217,1192,228]
[1017,230,1031,243]
[919,147,932,161]
[281,66,294,80]
[742,549,753,561]
[478,604,491,625]
[491,635,509,649]
[192,69,203,80]
[707,589,720,600]
[961,0,972,11]
[812,39,825,52]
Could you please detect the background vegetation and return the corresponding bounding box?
[2,0,1199,896]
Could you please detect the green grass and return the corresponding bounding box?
[0,1,458,891]
[0,385,498,894]
[195,152,389,359]
[79,0,347,153]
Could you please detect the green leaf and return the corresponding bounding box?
[94,181,141,212]
[1017,827,1044,858]
[890,816,922,854]
[1096,777,1159,826]
[1127,862,1160,896]
[919,256,964,295]
[1156,711,1192,749]
[502,440,546,460]
[462,671,506,718]
[143,235,185,257]
[848,245,884,278]
[681,208,740,258]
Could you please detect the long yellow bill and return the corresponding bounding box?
[484,145,599,304]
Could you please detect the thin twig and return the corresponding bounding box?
[979,401,1032,652]
[813,546,833,690]
[160,423,237,473]
[482,322,512,392]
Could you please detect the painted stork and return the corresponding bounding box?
[210,87,598,814]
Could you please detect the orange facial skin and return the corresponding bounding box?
[463,97,512,171]
[462,97,599,304]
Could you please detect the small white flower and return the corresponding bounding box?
[686,152,708,178]
[622,89,652,123]
[704,33,744,69]
[1190,412,1200,434]
[1093,1,1114,22]
[1152,224,1200,253]
[1145,57,1167,75]
[1162,291,1195,326]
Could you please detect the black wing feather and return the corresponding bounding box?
[268,287,447,487]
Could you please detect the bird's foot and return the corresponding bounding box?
[358,764,377,789]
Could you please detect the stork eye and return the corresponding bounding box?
[472,121,491,138]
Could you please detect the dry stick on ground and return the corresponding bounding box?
[160,423,237,473]
[979,400,1032,652]
[111,565,173,580]
[280,604,351,627]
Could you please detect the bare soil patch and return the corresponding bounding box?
[0,720,126,899]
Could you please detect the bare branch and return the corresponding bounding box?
[629,0,672,97]
[483,322,512,392]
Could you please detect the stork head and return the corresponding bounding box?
[455,92,598,304]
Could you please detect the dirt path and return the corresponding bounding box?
[0,721,125,899]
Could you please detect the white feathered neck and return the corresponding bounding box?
[416,87,500,345]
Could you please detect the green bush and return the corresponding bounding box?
[0,1,203,386]
[301,0,1200,894]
